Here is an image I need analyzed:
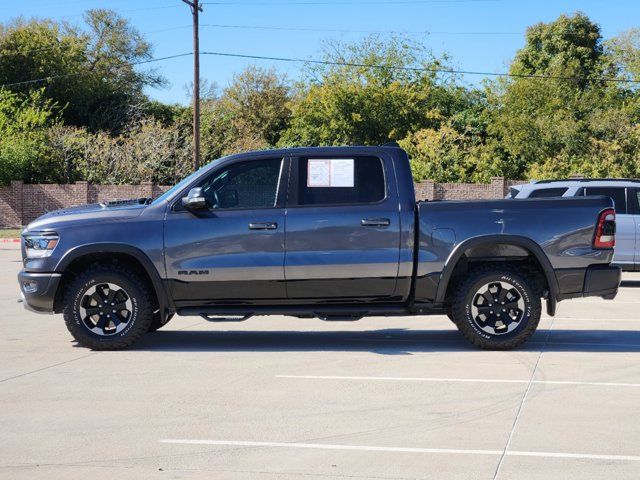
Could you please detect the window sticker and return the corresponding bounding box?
[307,159,331,187]
[307,159,354,187]
[329,159,354,187]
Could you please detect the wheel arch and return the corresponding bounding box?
[435,235,559,315]
[53,243,171,319]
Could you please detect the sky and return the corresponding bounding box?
[1,0,638,105]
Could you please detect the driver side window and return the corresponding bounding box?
[199,158,283,209]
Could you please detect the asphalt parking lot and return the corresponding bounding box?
[1,243,640,480]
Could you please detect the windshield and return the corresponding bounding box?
[150,161,218,206]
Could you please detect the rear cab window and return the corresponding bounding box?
[528,187,568,198]
[581,187,628,214]
[628,188,640,215]
[289,156,386,206]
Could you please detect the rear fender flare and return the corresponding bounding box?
[435,235,559,315]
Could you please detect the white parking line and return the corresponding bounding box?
[159,439,640,462]
[552,316,640,322]
[276,375,640,388]
[579,300,639,304]
[533,340,640,348]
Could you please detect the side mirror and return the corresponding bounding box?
[182,187,207,211]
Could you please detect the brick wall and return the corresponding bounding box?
[0,181,172,227]
[0,178,526,228]
[413,177,519,201]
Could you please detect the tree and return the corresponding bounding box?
[221,66,291,150]
[1,11,639,187]
[77,118,192,185]
[398,91,505,182]
[484,12,640,180]
[0,9,163,131]
[198,66,291,161]
[606,29,640,85]
[280,36,462,147]
[0,88,61,185]
[510,12,604,87]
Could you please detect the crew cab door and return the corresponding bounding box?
[582,186,635,267]
[284,154,401,300]
[164,157,288,302]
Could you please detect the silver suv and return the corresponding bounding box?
[507,179,640,271]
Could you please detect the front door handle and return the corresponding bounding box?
[249,222,278,230]
[361,218,391,227]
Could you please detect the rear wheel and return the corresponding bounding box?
[451,264,541,350]
[63,264,154,350]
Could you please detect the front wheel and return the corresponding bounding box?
[451,264,541,350]
[63,264,154,350]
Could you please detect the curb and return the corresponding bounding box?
[0,238,20,243]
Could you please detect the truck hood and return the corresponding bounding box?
[26,198,151,232]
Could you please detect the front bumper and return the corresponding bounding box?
[582,265,621,300]
[18,271,62,313]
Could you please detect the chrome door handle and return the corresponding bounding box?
[361,218,391,227]
[249,222,278,230]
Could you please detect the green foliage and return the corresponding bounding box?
[198,66,291,160]
[482,13,640,181]
[0,10,162,132]
[605,29,640,83]
[0,89,61,185]
[1,11,640,187]
[77,118,192,185]
[280,36,462,147]
[511,12,604,85]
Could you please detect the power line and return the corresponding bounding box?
[203,0,498,4]
[1,22,610,40]
[190,22,607,38]
[2,48,638,91]
[146,25,193,34]
[200,50,640,84]
[0,52,193,89]
[200,23,521,35]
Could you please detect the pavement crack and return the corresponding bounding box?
[492,318,556,480]
[0,353,95,384]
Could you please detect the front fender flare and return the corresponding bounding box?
[56,243,171,318]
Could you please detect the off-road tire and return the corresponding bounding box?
[451,264,541,350]
[63,264,154,350]
[148,312,174,333]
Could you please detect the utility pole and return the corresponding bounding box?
[182,0,203,171]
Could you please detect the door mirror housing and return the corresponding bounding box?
[182,187,208,211]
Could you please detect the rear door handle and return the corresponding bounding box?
[361,218,391,227]
[249,222,278,230]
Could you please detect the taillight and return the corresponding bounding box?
[593,208,616,249]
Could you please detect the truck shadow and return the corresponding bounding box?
[130,328,640,354]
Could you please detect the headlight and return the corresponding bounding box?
[24,234,59,258]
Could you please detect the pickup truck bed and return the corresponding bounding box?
[18,145,621,350]
[414,196,619,310]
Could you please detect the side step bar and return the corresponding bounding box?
[177,304,418,322]
[199,314,253,322]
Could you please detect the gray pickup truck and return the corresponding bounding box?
[18,145,621,350]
